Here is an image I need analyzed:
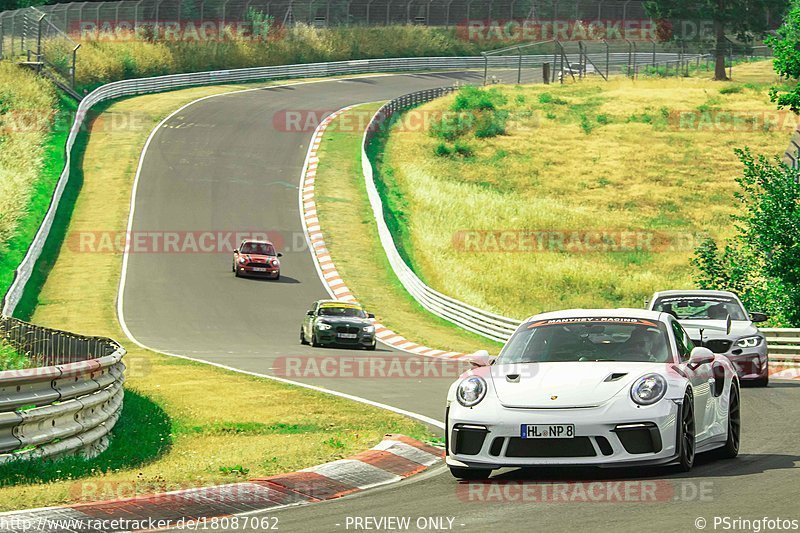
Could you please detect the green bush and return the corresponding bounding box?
[474,110,508,138]
[719,85,744,95]
[429,114,472,141]
[434,142,452,157]
[538,92,568,105]
[453,141,474,157]
[452,86,507,112]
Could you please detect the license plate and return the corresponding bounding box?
[252,267,267,272]
[521,424,575,439]
[337,333,358,339]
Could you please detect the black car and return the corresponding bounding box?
[301,300,377,350]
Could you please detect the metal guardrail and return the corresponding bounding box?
[360,87,800,360]
[762,329,800,362]
[0,316,125,463]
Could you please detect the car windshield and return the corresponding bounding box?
[652,295,747,321]
[240,242,276,256]
[318,305,367,318]
[497,317,672,364]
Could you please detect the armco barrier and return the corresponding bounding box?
[0,52,690,318]
[361,88,800,361]
[0,316,125,463]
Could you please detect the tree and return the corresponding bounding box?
[692,149,800,325]
[645,0,787,80]
[766,0,800,112]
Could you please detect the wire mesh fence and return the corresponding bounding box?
[0,315,120,368]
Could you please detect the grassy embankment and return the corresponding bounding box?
[0,80,431,512]
[315,105,500,354]
[0,63,75,309]
[375,60,792,319]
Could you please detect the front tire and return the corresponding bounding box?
[714,383,741,459]
[366,342,376,351]
[311,332,321,348]
[751,375,769,387]
[449,467,492,480]
[676,391,696,472]
[300,328,309,345]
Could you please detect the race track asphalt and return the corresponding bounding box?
[121,71,800,533]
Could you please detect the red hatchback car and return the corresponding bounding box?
[232,239,282,279]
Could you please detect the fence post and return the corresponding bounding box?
[603,38,609,80]
[517,45,522,84]
[651,38,656,67]
[543,62,550,84]
[0,13,5,59]
[36,12,45,63]
[481,52,488,85]
[71,43,80,89]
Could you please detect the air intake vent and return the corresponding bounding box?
[604,373,628,382]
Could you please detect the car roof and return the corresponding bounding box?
[241,239,275,246]
[524,308,666,323]
[651,289,738,299]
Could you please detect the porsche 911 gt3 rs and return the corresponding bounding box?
[445,309,741,480]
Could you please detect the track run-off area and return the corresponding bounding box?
[118,72,800,533]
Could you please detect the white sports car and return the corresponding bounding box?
[445,309,741,480]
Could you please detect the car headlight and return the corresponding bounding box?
[238,257,247,264]
[317,322,332,330]
[456,376,487,407]
[736,336,762,348]
[363,325,375,333]
[630,373,667,406]
[271,259,279,266]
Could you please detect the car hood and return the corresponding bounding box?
[488,362,664,408]
[241,254,278,263]
[316,316,371,326]
[679,320,757,340]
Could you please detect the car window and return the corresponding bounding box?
[240,242,276,256]
[653,295,747,320]
[497,317,671,364]
[318,305,367,318]
[671,320,690,361]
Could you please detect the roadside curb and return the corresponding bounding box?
[299,105,467,360]
[0,435,443,532]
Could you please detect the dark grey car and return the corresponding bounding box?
[647,289,770,386]
[301,300,377,350]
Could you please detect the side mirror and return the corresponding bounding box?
[277,252,283,258]
[750,312,768,323]
[466,350,493,368]
[689,346,715,367]
[233,248,239,253]
[367,313,375,319]
[306,310,314,316]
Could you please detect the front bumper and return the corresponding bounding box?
[238,265,280,278]
[725,352,769,380]
[315,327,375,348]
[446,397,681,469]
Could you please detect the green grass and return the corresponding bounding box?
[0,340,29,371]
[316,106,499,354]
[376,63,791,319]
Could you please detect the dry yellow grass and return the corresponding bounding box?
[0,80,428,511]
[380,61,792,319]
